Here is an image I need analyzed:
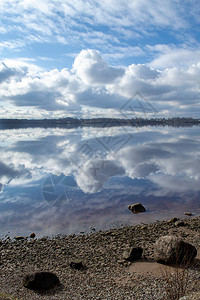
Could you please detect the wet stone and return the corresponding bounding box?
[128,203,146,214]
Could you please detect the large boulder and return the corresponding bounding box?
[128,203,146,214]
[23,271,60,290]
[154,235,197,265]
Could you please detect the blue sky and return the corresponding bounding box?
[0,0,200,119]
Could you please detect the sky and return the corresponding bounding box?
[0,0,200,119]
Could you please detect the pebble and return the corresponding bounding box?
[0,216,199,299]
[184,212,192,216]
[29,233,36,238]
[14,236,25,240]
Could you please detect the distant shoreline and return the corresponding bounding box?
[0,117,200,129]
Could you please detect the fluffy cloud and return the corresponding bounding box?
[0,49,200,117]
[0,63,81,111]
[73,49,124,85]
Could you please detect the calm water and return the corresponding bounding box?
[0,125,200,238]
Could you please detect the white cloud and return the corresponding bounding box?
[1,0,199,65]
[0,49,200,118]
[73,49,124,85]
[148,45,200,69]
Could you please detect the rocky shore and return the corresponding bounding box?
[0,216,199,299]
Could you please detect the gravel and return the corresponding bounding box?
[0,216,199,299]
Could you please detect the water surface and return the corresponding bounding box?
[0,125,200,237]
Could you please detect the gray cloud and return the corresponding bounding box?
[10,90,63,110]
[0,62,24,83]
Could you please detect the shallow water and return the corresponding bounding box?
[0,125,200,237]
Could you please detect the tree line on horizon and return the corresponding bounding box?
[0,117,199,129]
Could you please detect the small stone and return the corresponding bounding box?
[14,236,25,240]
[29,233,36,238]
[70,260,84,270]
[123,247,143,262]
[128,203,146,214]
[184,212,192,216]
[141,225,147,230]
[23,271,60,290]
[168,217,179,223]
[69,234,75,238]
[175,220,185,227]
[117,260,125,264]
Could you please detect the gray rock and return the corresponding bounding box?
[23,271,60,290]
[154,235,197,265]
[123,246,143,262]
[128,203,146,214]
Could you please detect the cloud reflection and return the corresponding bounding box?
[0,126,200,237]
[0,127,200,196]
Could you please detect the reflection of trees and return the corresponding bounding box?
[0,117,199,129]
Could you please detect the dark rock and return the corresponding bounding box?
[175,220,185,227]
[90,227,96,231]
[29,232,36,238]
[168,217,179,223]
[154,235,197,265]
[14,236,25,240]
[128,203,146,214]
[123,247,143,262]
[70,260,84,270]
[23,271,60,290]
